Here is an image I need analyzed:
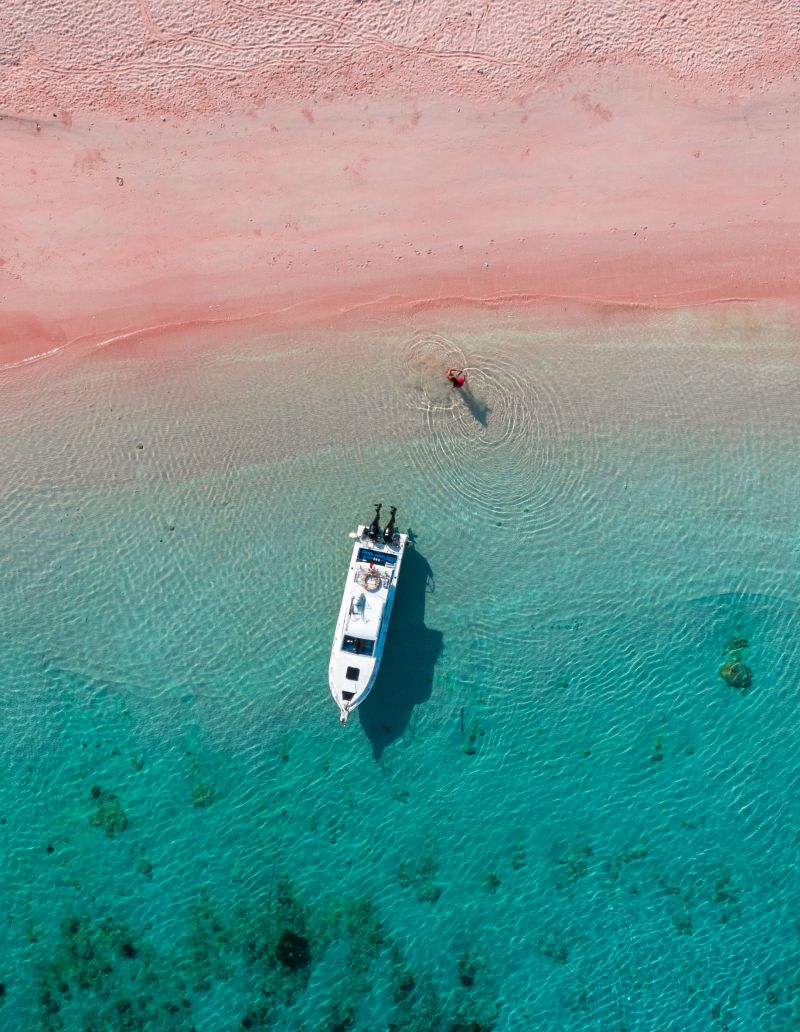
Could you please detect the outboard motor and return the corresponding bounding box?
[368,503,382,541]
[383,505,397,545]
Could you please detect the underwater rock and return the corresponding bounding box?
[510,845,526,870]
[275,930,310,971]
[719,630,752,693]
[398,857,442,903]
[190,889,233,989]
[241,1007,272,1030]
[713,870,741,905]
[344,897,384,960]
[135,857,153,878]
[37,979,60,1023]
[620,840,648,863]
[604,839,649,881]
[388,944,416,1005]
[89,787,127,836]
[656,874,682,897]
[395,971,415,999]
[192,782,215,807]
[482,871,501,894]
[389,977,443,1031]
[450,998,500,1032]
[722,634,749,654]
[764,976,782,1007]
[537,928,569,965]
[719,659,752,692]
[457,951,480,987]
[329,1010,356,1032]
[450,1020,494,1032]
[463,719,485,756]
[554,842,593,890]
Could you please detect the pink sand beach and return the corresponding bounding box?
[2,1,799,370]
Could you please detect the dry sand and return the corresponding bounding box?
[2,4,799,369]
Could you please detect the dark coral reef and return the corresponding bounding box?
[719,632,752,693]
[33,873,501,1032]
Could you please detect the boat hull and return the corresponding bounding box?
[328,525,407,723]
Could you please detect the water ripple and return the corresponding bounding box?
[402,330,601,538]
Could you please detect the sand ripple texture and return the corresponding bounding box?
[4,0,800,113]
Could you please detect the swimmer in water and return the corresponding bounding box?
[446,367,466,388]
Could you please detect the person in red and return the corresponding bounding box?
[446,367,466,388]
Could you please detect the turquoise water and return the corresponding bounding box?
[1,307,799,1030]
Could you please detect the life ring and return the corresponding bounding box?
[364,572,382,592]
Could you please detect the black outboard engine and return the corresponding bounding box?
[368,503,382,541]
[383,505,397,544]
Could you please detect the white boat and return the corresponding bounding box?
[328,504,407,723]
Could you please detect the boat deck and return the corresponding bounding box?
[344,562,389,641]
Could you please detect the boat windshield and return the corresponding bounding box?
[342,635,375,656]
[357,547,397,567]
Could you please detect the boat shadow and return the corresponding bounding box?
[358,539,443,759]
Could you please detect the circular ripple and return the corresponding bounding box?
[402,330,601,539]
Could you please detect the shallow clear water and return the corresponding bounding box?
[1,307,799,1030]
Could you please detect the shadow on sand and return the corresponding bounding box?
[358,538,443,759]
[458,387,490,428]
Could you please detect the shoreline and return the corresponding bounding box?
[4,293,800,384]
[6,287,800,375]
